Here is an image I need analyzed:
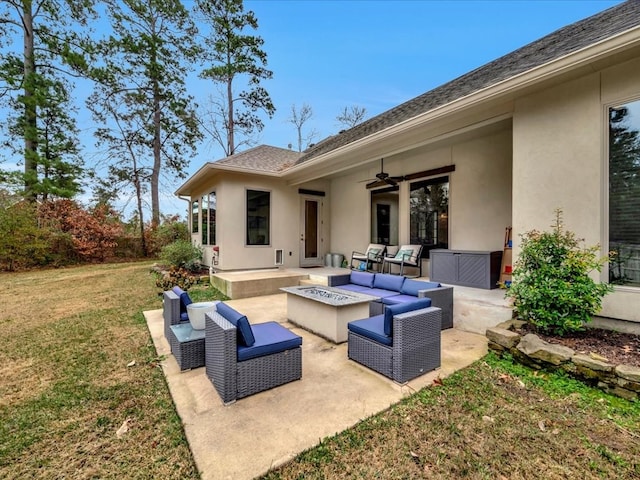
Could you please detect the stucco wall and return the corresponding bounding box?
[513,57,640,323]
[329,128,512,263]
[190,174,330,270]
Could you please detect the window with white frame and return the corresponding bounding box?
[246,190,270,246]
[609,99,640,286]
[201,192,216,245]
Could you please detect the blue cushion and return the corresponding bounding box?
[237,322,302,362]
[383,294,432,306]
[373,273,405,292]
[349,271,375,288]
[348,315,392,346]
[216,302,256,347]
[365,288,403,299]
[180,312,189,322]
[384,298,433,336]
[400,279,441,297]
[337,284,373,294]
[172,286,192,314]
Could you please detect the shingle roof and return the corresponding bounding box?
[214,145,302,173]
[296,0,640,165]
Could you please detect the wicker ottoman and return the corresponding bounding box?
[169,323,206,371]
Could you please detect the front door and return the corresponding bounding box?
[299,197,323,266]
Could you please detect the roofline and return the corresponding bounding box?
[175,161,282,196]
[283,24,640,178]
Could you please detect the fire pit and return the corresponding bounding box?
[280,286,378,343]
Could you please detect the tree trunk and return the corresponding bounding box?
[227,75,234,155]
[151,80,161,227]
[23,2,37,202]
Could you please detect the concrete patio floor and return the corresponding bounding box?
[144,293,488,480]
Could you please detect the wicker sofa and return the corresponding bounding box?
[329,271,453,330]
[205,302,302,404]
[347,299,442,383]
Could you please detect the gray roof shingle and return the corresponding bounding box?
[214,145,302,173]
[296,0,640,165]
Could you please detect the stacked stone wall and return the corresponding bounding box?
[486,321,640,401]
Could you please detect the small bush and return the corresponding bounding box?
[159,240,203,271]
[506,209,613,336]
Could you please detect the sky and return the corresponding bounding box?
[0,0,626,217]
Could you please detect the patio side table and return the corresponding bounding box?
[169,323,206,371]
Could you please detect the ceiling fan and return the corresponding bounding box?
[363,158,403,188]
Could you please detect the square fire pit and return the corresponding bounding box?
[280,285,378,343]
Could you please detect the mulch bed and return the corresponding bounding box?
[518,324,640,368]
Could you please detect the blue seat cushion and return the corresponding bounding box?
[365,288,402,299]
[337,284,374,294]
[400,279,441,297]
[216,302,256,347]
[180,312,189,322]
[349,271,375,288]
[172,286,193,315]
[383,294,433,306]
[237,322,302,362]
[373,273,405,292]
[384,298,433,336]
[348,315,392,346]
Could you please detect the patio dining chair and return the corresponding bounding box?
[382,244,423,277]
[350,243,386,272]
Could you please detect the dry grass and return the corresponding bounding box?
[0,262,199,479]
[261,356,640,479]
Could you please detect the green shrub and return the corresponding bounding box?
[506,209,613,336]
[159,240,203,271]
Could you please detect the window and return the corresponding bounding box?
[191,200,199,234]
[246,190,270,245]
[609,99,640,286]
[409,176,449,258]
[370,186,399,245]
[201,192,216,245]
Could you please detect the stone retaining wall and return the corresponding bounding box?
[486,320,640,401]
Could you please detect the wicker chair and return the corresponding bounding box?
[163,287,192,340]
[350,243,386,272]
[205,304,302,404]
[382,244,423,277]
[347,299,441,383]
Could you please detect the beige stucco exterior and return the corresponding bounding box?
[178,20,640,325]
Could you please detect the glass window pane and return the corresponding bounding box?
[609,100,640,286]
[246,190,270,246]
[191,200,199,234]
[409,176,449,258]
[370,187,399,245]
[201,194,208,244]
[209,192,216,245]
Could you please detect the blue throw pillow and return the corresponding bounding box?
[216,302,256,347]
[395,248,414,260]
[350,270,375,288]
[172,286,192,313]
[383,298,432,337]
[400,279,441,297]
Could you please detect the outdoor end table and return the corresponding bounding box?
[169,323,206,371]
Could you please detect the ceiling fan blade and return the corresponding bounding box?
[384,177,398,186]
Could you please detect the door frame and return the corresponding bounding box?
[299,195,324,266]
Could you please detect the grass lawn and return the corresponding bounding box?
[1,262,638,479]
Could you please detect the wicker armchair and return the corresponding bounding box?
[350,243,386,272]
[205,305,302,404]
[163,287,192,340]
[347,300,441,383]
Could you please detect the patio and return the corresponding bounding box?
[144,291,488,480]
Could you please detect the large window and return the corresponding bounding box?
[409,176,449,258]
[370,186,399,245]
[246,190,270,246]
[609,99,640,286]
[201,192,216,245]
[191,200,199,234]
